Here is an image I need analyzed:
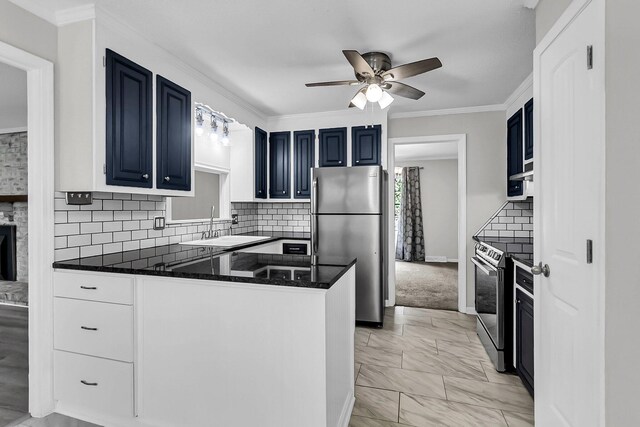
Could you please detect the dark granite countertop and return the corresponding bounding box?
[473,235,534,267]
[52,232,356,290]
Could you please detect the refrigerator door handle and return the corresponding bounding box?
[312,177,318,214]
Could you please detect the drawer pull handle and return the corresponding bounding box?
[81,380,98,386]
[81,326,98,331]
[80,286,97,290]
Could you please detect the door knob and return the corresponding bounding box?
[531,262,550,277]
[164,176,171,182]
[142,173,149,179]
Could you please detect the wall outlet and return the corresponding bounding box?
[231,214,238,225]
[65,192,93,205]
[154,216,166,230]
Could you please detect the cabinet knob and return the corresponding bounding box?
[338,160,342,164]
[258,190,262,194]
[142,173,149,179]
[164,176,171,182]
[297,190,301,194]
[355,160,360,163]
[282,191,285,194]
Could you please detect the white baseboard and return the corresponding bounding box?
[465,306,478,315]
[338,395,355,427]
[425,256,448,263]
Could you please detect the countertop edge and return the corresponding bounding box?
[52,234,357,290]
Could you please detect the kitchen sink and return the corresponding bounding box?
[180,235,272,248]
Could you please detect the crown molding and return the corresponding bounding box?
[389,104,505,119]
[267,107,387,123]
[55,4,95,26]
[503,72,533,110]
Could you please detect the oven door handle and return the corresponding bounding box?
[471,256,497,276]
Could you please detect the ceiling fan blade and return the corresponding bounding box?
[305,80,360,87]
[381,57,442,81]
[342,50,375,78]
[385,82,425,100]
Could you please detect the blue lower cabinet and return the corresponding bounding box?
[352,125,381,166]
[156,75,192,191]
[255,127,268,199]
[293,130,314,198]
[105,49,153,188]
[269,131,291,199]
[319,127,346,167]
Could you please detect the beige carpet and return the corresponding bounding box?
[395,261,458,310]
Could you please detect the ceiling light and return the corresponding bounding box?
[378,91,395,109]
[195,110,204,136]
[350,90,367,110]
[221,121,230,146]
[209,117,219,142]
[365,84,383,103]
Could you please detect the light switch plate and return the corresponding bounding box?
[65,192,93,205]
[154,216,166,230]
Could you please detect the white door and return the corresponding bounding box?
[534,0,605,426]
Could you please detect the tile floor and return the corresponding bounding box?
[349,306,534,427]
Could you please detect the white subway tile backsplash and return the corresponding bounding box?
[67,234,91,247]
[80,222,102,234]
[54,192,310,261]
[476,200,533,239]
[55,223,79,236]
[103,221,123,232]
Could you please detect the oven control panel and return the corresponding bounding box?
[475,242,504,266]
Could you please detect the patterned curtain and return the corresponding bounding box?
[395,167,425,261]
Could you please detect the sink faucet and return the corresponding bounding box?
[201,206,216,240]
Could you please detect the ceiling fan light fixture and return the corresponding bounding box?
[350,91,367,110]
[365,83,383,102]
[378,91,394,109]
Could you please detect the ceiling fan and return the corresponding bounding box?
[305,50,442,110]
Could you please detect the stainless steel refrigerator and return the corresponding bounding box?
[311,165,387,325]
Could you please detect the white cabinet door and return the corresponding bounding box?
[534,1,605,425]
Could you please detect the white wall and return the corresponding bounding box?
[535,0,572,43]
[604,0,640,424]
[395,159,458,261]
[0,62,27,131]
[0,0,57,63]
[389,111,505,308]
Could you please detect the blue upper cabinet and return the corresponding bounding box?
[524,98,534,161]
[105,49,153,188]
[293,130,315,199]
[507,109,524,197]
[156,75,192,191]
[352,125,381,166]
[319,127,347,167]
[269,131,291,199]
[255,127,268,199]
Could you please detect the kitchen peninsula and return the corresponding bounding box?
[51,235,356,427]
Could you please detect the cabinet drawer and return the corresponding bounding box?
[54,271,134,304]
[54,350,134,418]
[54,298,133,362]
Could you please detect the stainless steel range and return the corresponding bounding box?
[472,240,512,372]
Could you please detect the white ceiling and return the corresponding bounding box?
[394,142,458,162]
[12,0,535,118]
[0,61,27,130]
